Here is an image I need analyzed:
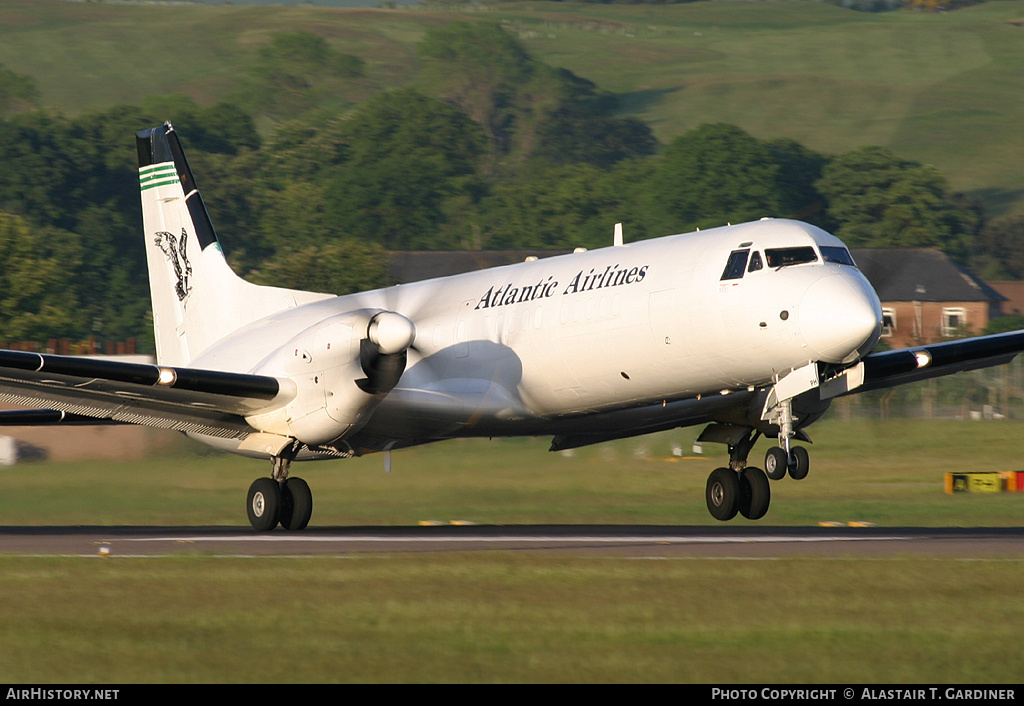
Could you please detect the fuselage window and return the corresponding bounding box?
[820,246,857,267]
[721,249,750,280]
[747,251,763,273]
[765,246,817,269]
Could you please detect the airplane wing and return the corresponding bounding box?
[855,329,1024,393]
[2,329,1023,441]
[552,329,1024,453]
[0,349,291,439]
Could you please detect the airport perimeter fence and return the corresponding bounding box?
[0,339,140,356]
[837,355,1024,421]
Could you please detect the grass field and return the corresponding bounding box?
[2,554,1022,683]
[3,416,1024,527]
[1,1,1024,213]
[1,418,1023,683]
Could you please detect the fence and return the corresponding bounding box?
[0,339,140,356]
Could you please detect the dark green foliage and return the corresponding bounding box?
[0,212,82,341]
[0,63,38,116]
[648,123,782,233]
[764,138,828,225]
[0,102,264,346]
[418,21,534,154]
[0,108,150,342]
[142,96,260,155]
[419,22,656,170]
[482,159,655,249]
[254,31,365,80]
[973,215,1024,281]
[235,30,365,121]
[249,241,391,295]
[323,90,488,250]
[531,70,657,169]
[984,314,1024,336]
[816,146,978,260]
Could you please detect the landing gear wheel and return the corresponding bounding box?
[247,477,281,531]
[706,467,740,521]
[279,477,313,531]
[738,467,771,520]
[788,446,810,480]
[764,447,788,481]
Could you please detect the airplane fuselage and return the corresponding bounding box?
[188,219,882,455]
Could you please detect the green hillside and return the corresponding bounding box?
[500,1,1024,214]
[1,0,1023,213]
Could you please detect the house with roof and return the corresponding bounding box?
[850,248,1006,348]
[987,281,1024,320]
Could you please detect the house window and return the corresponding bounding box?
[942,307,967,338]
[881,308,896,338]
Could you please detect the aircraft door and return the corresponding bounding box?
[649,289,682,352]
[455,299,473,358]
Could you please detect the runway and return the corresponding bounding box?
[1,525,1022,558]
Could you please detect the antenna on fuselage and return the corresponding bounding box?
[614,222,624,247]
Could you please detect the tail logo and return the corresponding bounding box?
[154,229,193,301]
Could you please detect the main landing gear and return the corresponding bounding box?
[246,443,313,531]
[706,466,770,521]
[701,427,811,522]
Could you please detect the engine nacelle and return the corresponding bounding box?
[244,309,413,446]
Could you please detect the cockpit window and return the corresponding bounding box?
[765,246,817,269]
[747,251,763,273]
[721,249,750,280]
[820,246,857,267]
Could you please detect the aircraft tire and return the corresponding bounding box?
[788,446,810,480]
[764,447,788,481]
[247,477,281,532]
[706,468,740,521]
[280,477,313,531]
[738,467,770,520]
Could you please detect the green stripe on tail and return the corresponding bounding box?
[139,163,179,191]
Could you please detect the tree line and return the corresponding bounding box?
[0,22,1021,350]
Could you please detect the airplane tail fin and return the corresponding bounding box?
[136,122,330,366]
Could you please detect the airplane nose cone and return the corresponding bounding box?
[798,274,882,363]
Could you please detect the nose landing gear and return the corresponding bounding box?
[764,445,810,481]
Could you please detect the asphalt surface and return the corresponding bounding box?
[1,525,1022,558]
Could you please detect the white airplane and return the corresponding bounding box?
[2,122,1023,530]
